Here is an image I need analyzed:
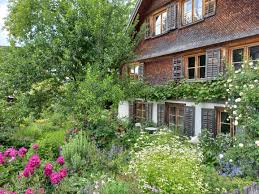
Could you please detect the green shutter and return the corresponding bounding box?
[184,106,195,137]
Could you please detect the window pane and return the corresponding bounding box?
[233,48,244,70]
[155,15,161,35]
[233,49,244,62]
[188,57,195,68]
[221,112,230,124]
[194,0,203,21]
[249,45,259,64]
[188,69,195,79]
[170,107,176,115]
[135,66,139,75]
[183,0,192,24]
[198,55,206,78]
[178,116,184,126]
[199,55,206,67]
[199,67,206,78]
[162,12,167,33]
[169,115,176,125]
[221,124,230,134]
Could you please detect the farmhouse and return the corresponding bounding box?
[118,0,259,136]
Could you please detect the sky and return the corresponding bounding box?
[0,0,9,46]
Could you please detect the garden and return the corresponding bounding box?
[0,0,258,193]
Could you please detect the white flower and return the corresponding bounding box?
[234,120,239,126]
[239,143,244,148]
[249,84,254,89]
[224,84,227,87]
[219,154,224,159]
[233,105,237,109]
[235,98,241,103]
[254,80,258,84]
[238,114,242,118]
[227,79,232,83]
[229,159,233,163]
[233,111,237,115]
[226,89,230,92]
[254,66,258,70]
[235,70,241,74]
[249,62,253,66]
[229,84,233,88]
[255,141,259,147]
[239,92,244,96]
[225,101,228,105]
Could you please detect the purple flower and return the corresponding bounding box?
[59,168,67,179]
[0,152,5,164]
[25,188,35,194]
[50,172,62,185]
[28,155,41,168]
[18,147,27,158]
[56,156,64,165]
[44,163,53,177]
[23,166,34,177]
[32,144,39,150]
[4,148,17,158]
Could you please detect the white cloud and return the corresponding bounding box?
[0,0,9,46]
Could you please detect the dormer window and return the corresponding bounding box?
[183,0,203,25]
[154,10,167,36]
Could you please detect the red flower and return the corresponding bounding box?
[56,156,64,165]
[59,168,67,179]
[25,188,35,194]
[50,172,62,185]
[32,144,39,150]
[18,147,27,158]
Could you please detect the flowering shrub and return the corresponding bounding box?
[0,144,68,193]
[128,130,206,193]
[225,62,259,136]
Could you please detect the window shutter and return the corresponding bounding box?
[145,18,152,39]
[157,104,165,126]
[138,63,144,81]
[184,106,195,137]
[145,103,153,122]
[167,3,177,31]
[173,57,184,80]
[129,101,135,121]
[201,109,216,137]
[204,0,216,18]
[206,48,221,79]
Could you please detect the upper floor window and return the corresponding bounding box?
[232,48,244,70]
[128,63,144,80]
[186,54,206,80]
[182,0,203,25]
[154,10,167,36]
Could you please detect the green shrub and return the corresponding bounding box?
[129,129,206,194]
[36,130,66,160]
[203,166,253,193]
[100,179,135,194]
[62,132,104,172]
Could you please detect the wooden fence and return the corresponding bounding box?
[223,182,259,194]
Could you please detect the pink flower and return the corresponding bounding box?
[4,148,17,158]
[44,163,53,176]
[18,147,27,158]
[50,172,62,185]
[23,166,34,177]
[28,155,41,168]
[9,192,17,194]
[32,144,39,150]
[56,156,64,165]
[0,152,5,164]
[59,168,67,179]
[25,188,35,194]
[38,188,45,194]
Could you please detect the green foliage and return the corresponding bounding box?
[129,130,206,194]
[100,179,136,194]
[203,166,253,193]
[124,78,227,103]
[62,133,104,172]
[199,129,233,166]
[36,130,66,160]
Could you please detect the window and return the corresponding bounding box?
[186,54,206,79]
[168,104,184,131]
[249,45,259,65]
[128,63,143,80]
[157,104,165,126]
[232,48,244,70]
[183,0,203,25]
[216,108,235,136]
[154,10,167,36]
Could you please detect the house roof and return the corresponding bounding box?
[130,0,259,61]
